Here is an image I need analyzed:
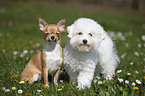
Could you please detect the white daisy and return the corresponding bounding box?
[37,90,41,92]
[12,87,16,90]
[19,81,25,84]
[117,70,122,73]
[132,82,136,86]
[58,89,62,91]
[18,89,23,94]
[5,89,10,92]
[125,80,129,84]
[98,81,103,84]
[2,87,6,91]
[136,80,141,84]
[127,73,131,75]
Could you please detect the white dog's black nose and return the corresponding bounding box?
[83,39,87,44]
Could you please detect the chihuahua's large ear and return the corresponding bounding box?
[57,19,66,31]
[39,18,47,31]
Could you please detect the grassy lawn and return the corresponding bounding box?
[0,1,145,96]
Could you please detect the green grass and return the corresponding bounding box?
[0,1,145,96]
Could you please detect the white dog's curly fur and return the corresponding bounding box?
[63,18,119,89]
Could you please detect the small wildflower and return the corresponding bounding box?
[118,78,124,83]
[23,50,28,54]
[30,50,34,54]
[5,89,10,92]
[2,87,6,91]
[96,76,100,79]
[26,93,33,96]
[138,43,142,48]
[44,84,49,88]
[132,82,136,86]
[94,79,97,83]
[58,88,62,91]
[11,74,18,79]
[133,87,139,90]
[121,53,126,59]
[19,81,25,84]
[12,87,16,90]
[117,70,122,73]
[130,62,134,65]
[142,35,145,41]
[134,52,139,56]
[60,80,63,83]
[125,80,129,84]
[76,86,79,89]
[135,71,139,74]
[37,90,41,92]
[127,73,131,75]
[143,76,145,80]
[136,80,141,84]
[103,80,105,83]
[125,43,129,47]
[98,81,103,84]
[62,86,64,88]
[13,51,18,55]
[18,89,23,94]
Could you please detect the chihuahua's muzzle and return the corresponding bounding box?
[47,36,58,42]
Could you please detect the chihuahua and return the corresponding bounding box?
[21,18,65,87]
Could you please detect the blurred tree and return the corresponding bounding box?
[132,0,140,9]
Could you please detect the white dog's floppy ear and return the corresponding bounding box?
[67,25,73,38]
[57,19,66,32]
[39,18,48,31]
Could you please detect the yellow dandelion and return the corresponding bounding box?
[143,76,145,80]
[26,93,33,96]
[11,74,18,79]
[44,84,49,88]
[133,87,139,90]
[44,85,46,89]
[60,80,63,83]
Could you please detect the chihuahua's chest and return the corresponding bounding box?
[45,43,62,74]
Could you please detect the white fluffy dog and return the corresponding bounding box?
[63,18,119,89]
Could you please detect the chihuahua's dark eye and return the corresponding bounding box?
[89,33,93,36]
[78,32,82,35]
[46,32,49,35]
[56,33,59,35]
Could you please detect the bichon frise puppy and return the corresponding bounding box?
[63,18,119,89]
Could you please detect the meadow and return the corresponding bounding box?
[0,1,145,96]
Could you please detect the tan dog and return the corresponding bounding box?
[21,18,65,87]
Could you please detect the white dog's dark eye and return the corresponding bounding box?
[89,33,93,36]
[78,32,83,35]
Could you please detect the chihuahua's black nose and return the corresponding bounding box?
[83,39,87,44]
[51,36,55,40]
